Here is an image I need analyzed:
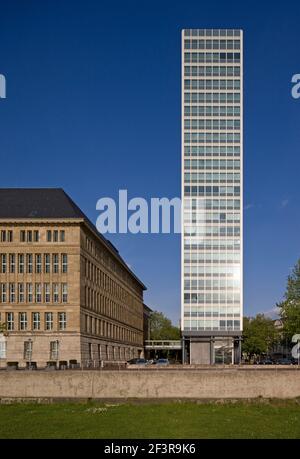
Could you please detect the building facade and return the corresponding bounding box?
[143,304,152,342]
[0,189,146,368]
[181,29,243,364]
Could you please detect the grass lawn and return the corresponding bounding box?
[0,400,299,439]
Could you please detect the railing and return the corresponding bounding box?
[144,340,182,350]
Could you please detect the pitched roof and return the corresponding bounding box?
[0,188,86,219]
[0,188,146,290]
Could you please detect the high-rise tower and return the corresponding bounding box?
[181,29,243,364]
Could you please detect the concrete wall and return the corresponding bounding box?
[1,368,300,399]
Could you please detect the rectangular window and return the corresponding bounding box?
[6,312,14,331]
[53,254,59,273]
[50,340,59,359]
[1,254,7,274]
[44,254,50,273]
[53,230,59,242]
[26,254,33,273]
[18,283,25,302]
[35,283,42,303]
[0,230,6,242]
[1,284,6,303]
[62,283,68,303]
[9,254,15,273]
[18,254,24,273]
[32,312,40,330]
[27,231,32,243]
[44,283,50,303]
[20,230,26,242]
[7,231,13,242]
[9,283,15,303]
[47,230,52,242]
[23,340,33,360]
[35,254,42,273]
[53,283,59,303]
[33,230,39,242]
[62,254,68,273]
[0,340,6,359]
[27,283,33,302]
[45,312,53,331]
[19,312,27,331]
[60,230,65,242]
[58,312,66,330]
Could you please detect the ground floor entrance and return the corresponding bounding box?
[182,334,242,365]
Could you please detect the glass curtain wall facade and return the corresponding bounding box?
[181,29,243,364]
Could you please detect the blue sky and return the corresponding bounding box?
[1,0,300,323]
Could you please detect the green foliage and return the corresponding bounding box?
[149,311,180,340]
[0,322,7,334]
[277,259,300,341]
[242,314,278,357]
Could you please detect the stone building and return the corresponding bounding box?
[0,188,146,368]
[143,304,152,342]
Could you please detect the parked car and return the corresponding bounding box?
[127,358,139,365]
[154,358,170,366]
[275,358,293,365]
[127,358,148,366]
[258,359,274,365]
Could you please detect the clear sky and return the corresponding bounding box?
[1,0,300,324]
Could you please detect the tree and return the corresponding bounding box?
[149,311,180,340]
[0,322,7,335]
[277,259,300,341]
[242,314,278,358]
